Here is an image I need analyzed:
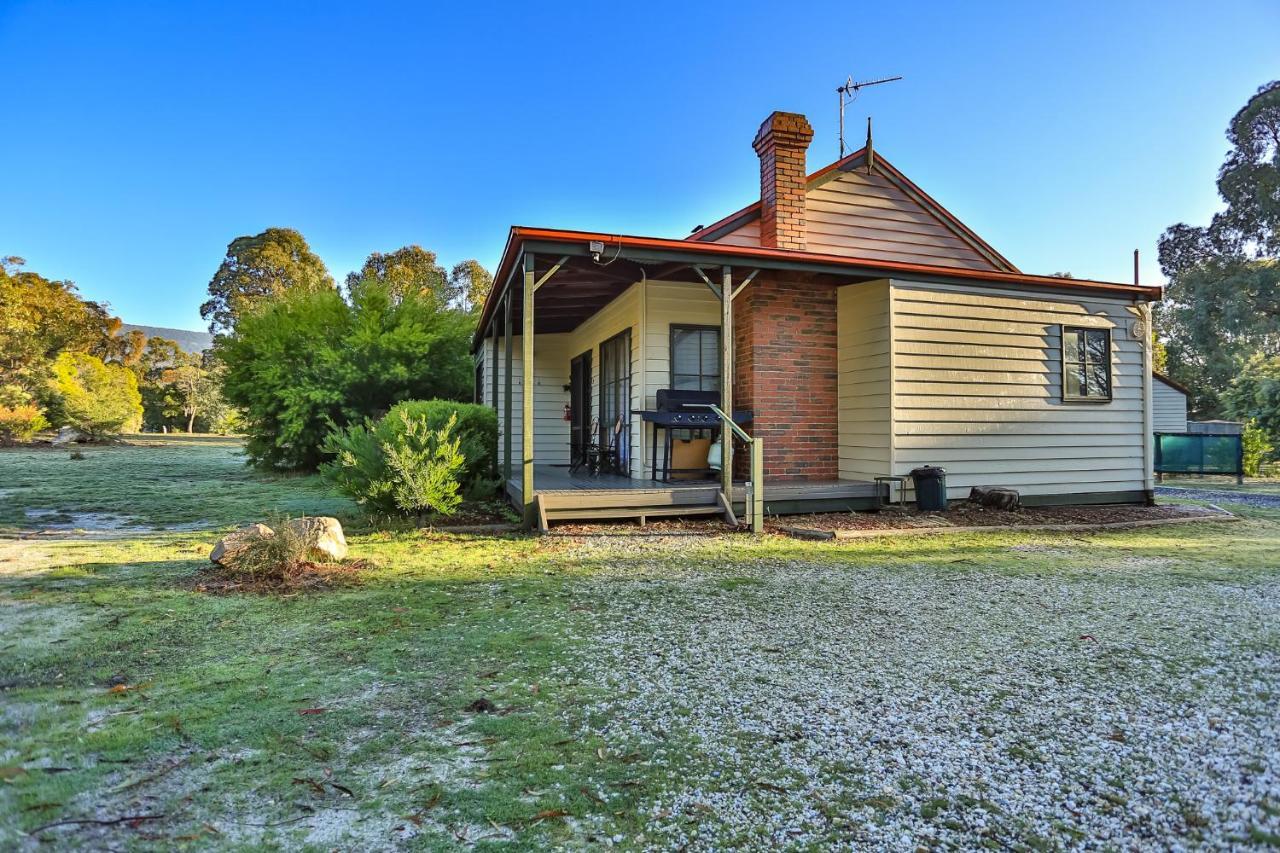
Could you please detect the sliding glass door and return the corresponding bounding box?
[569,350,592,468]
[598,330,631,474]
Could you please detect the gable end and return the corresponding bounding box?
[692,149,1018,273]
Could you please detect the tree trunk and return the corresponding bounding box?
[187,411,196,433]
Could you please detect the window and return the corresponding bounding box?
[670,325,720,392]
[474,361,484,405]
[1061,326,1112,402]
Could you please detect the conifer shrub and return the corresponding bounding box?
[322,400,497,516]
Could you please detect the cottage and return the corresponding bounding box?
[471,111,1162,530]
[1152,372,1190,433]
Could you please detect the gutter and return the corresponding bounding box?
[472,227,1163,349]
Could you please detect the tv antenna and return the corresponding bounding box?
[838,74,902,158]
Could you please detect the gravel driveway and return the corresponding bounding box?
[1157,485,1280,509]
[568,541,1280,850]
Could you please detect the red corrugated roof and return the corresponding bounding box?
[471,226,1161,348]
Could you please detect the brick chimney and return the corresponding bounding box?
[752,111,813,250]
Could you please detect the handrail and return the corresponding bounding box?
[688,404,764,533]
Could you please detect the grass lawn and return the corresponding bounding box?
[1161,476,1280,497]
[2,438,1279,849]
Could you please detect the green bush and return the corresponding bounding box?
[379,400,497,486]
[322,400,498,515]
[217,281,475,470]
[0,403,48,443]
[0,385,48,443]
[1242,419,1273,477]
[383,412,466,516]
[48,352,143,437]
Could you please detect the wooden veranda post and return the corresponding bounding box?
[522,252,536,529]
[720,266,734,503]
[503,289,513,485]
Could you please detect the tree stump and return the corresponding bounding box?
[969,486,1022,511]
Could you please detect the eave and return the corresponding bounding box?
[471,226,1162,350]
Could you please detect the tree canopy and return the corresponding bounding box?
[200,228,335,335]
[217,278,474,469]
[344,246,493,312]
[0,256,118,394]
[345,245,449,306]
[450,259,493,313]
[48,352,143,437]
[1157,81,1280,418]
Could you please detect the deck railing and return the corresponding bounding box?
[691,404,764,533]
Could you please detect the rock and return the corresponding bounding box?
[210,523,275,566]
[969,486,1022,511]
[283,516,348,562]
[51,426,84,447]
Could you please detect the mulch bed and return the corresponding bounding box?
[415,502,517,530]
[773,501,1233,539]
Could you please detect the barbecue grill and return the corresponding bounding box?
[635,390,753,481]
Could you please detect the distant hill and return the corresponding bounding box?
[121,324,213,354]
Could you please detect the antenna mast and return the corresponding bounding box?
[838,74,902,158]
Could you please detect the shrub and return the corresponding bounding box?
[322,400,497,516]
[384,412,466,516]
[379,400,497,487]
[1242,418,1273,477]
[217,280,475,469]
[0,405,49,443]
[0,385,48,443]
[48,352,143,438]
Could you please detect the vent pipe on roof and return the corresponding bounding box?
[865,117,875,175]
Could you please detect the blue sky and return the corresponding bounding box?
[2,1,1276,330]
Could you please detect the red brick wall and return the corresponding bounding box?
[734,275,838,481]
[752,112,813,251]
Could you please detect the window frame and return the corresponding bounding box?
[1060,325,1113,403]
[668,324,721,393]
[598,329,632,471]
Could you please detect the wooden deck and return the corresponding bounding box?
[508,466,883,526]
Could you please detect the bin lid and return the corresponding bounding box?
[909,466,946,476]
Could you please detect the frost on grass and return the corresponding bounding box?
[565,541,1280,850]
[24,681,504,850]
[19,508,212,536]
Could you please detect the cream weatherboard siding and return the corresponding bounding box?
[484,279,721,483]
[1152,376,1188,432]
[836,280,892,482]
[712,217,761,248]
[709,167,1001,270]
[886,281,1151,500]
[806,170,999,268]
[480,330,572,470]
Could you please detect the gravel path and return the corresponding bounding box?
[564,541,1280,850]
[1157,485,1280,509]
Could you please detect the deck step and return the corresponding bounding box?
[544,504,723,522]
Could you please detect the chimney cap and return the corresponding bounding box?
[752,111,814,153]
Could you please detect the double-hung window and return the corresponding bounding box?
[670,325,720,392]
[1061,326,1112,402]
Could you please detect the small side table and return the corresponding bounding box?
[874,475,908,509]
